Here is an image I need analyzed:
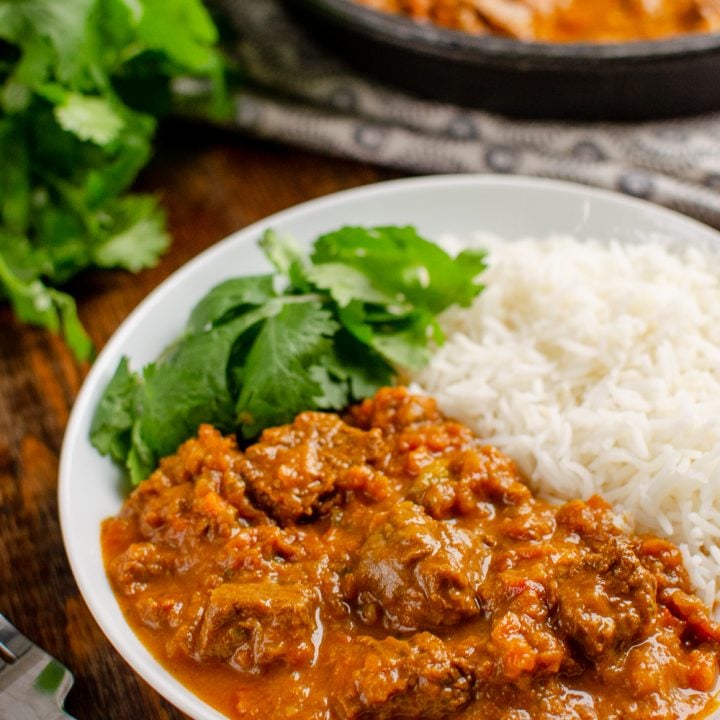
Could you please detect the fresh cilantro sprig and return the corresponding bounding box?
[91,225,487,483]
[0,0,227,359]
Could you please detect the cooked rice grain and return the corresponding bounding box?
[410,235,720,607]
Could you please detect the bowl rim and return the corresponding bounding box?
[298,0,720,64]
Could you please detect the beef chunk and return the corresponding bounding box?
[109,542,175,595]
[242,412,382,525]
[485,580,568,683]
[195,582,315,669]
[410,447,531,519]
[452,575,570,687]
[347,386,444,434]
[129,425,268,544]
[555,496,614,537]
[554,537,657,659]
[332,633,472,720]
[345,501,485,631]
[636,536,692,596]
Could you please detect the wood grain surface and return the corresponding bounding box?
[0,123,400,719]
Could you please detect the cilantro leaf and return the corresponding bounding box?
[54,92,125,145]
[0,0,94,82]
[235,301,340,437]
[0,0,228,358]
[91,195,169,272]
[369,317,437,370]
[132,309,275,466]
[323,329,395,400]
[259,229,311,290]
[305,263,398,308]
[91,225,487,483]
[127,420,155,486]
[187,275,276,332]
[136,0,219,73]
[89,357,142,465]
[312,225,487,314]
[111,301,284,482]
[309,226,485,369]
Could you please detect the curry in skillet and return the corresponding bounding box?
[353,0,720,42]
[102,388,720,719]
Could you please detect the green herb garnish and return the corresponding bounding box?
[0,0,226,359]
[91,226,487,483]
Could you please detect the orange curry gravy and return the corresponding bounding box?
[102,388,720,719]
[354,0,720,42]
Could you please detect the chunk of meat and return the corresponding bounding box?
[242,412,382,524]
[109,542,175,595]
[332,633,472,720]
[597,620,720,700]
[348,386,444,434]
[345,501,485,631]
[350,388,477,477]
[491,579,568,681]
[195,582,315,669]
[136,594,185,630]
[636,536,692,596]
[458,576,570,685]
[410,447,531,519]
[488,606,568,682]
[554,537,656,659]
[128,425,267,544]
[623,633,704,698]
[554,496,614,538]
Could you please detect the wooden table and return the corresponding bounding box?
[0,124,399,719]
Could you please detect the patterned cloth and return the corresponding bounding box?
[208,0,720,227]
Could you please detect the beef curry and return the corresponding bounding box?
[353,0,720,42]
[102,387,720,719]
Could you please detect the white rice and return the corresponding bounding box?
[409,235,720,609]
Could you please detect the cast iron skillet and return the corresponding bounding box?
[290,0,720,120]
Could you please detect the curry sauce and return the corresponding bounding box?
[354,0,720,42]
[102,388,720,719]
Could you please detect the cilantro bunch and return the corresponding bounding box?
[0,0,226,359]
[91,226,487,483]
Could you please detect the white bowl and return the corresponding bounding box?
[59,175,720,719]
